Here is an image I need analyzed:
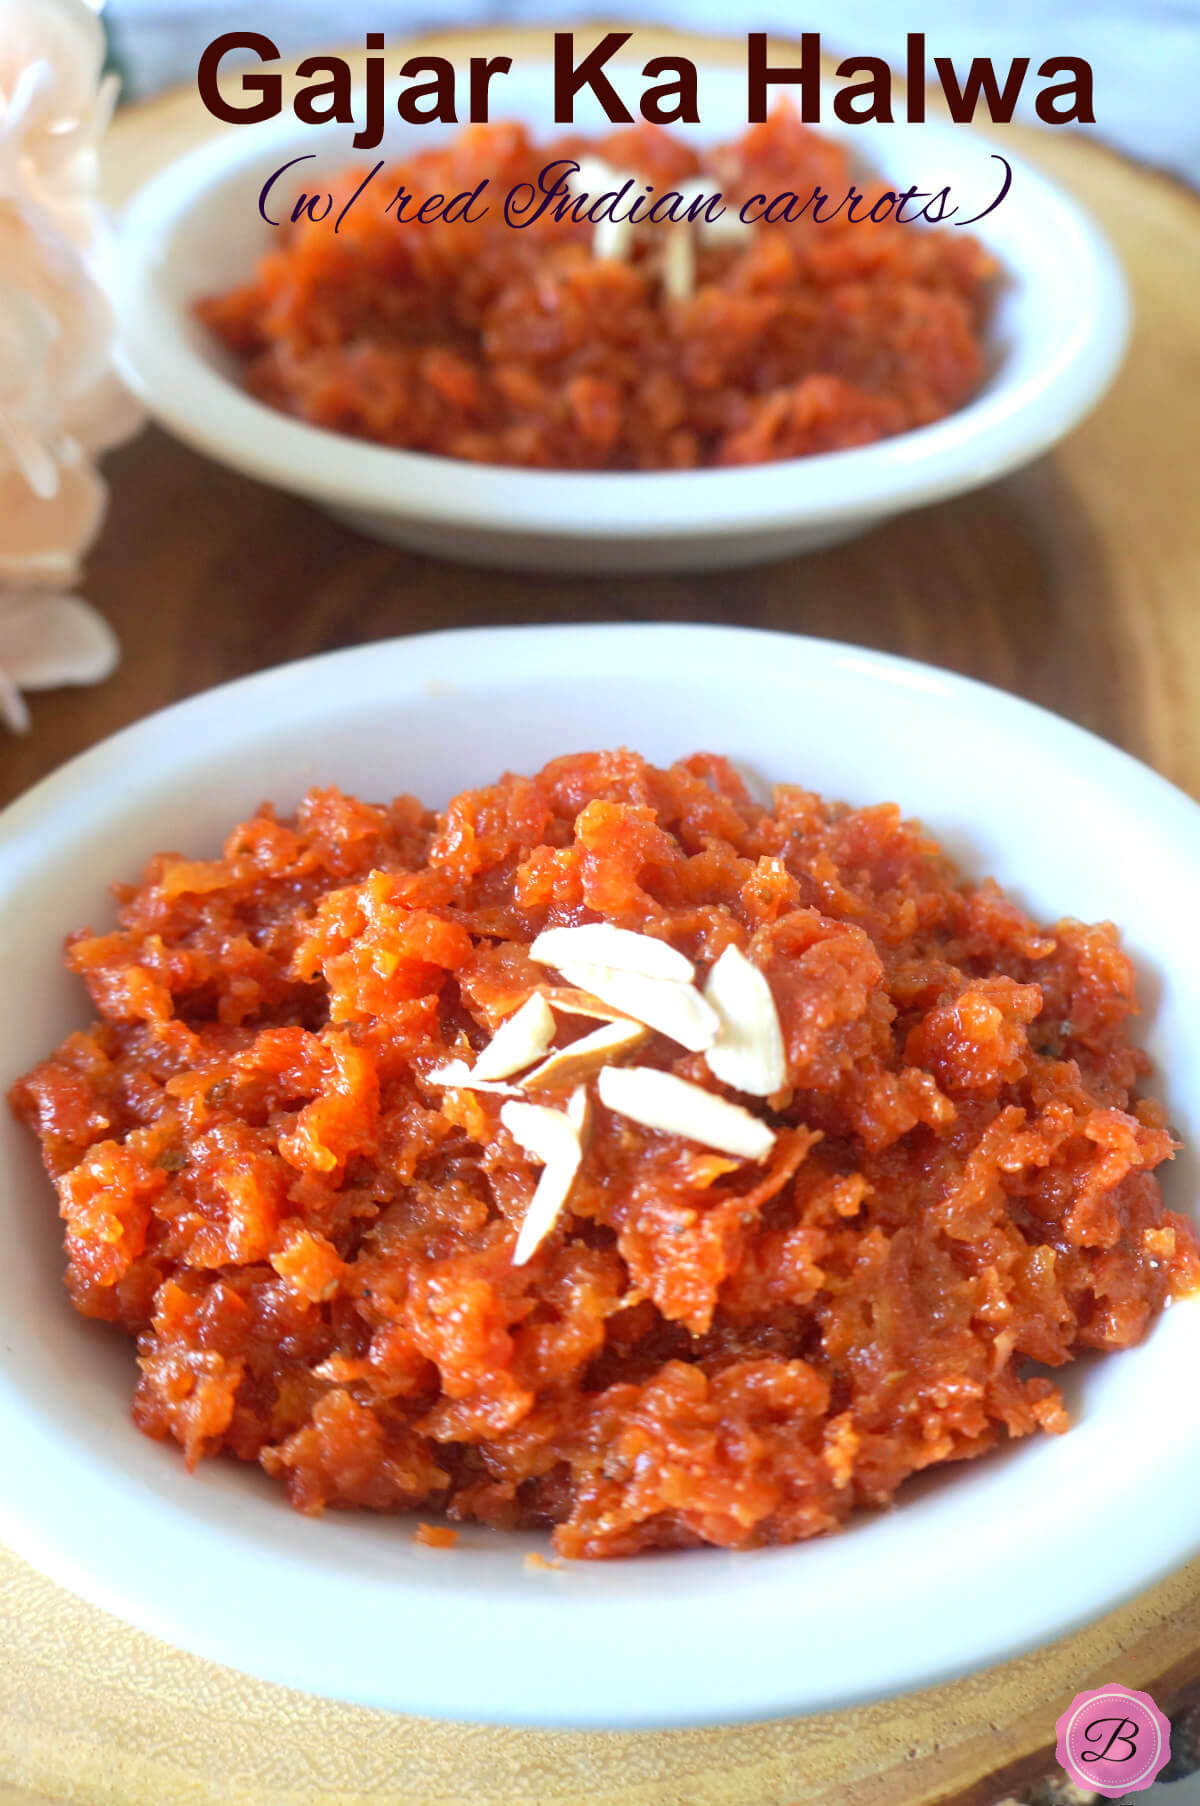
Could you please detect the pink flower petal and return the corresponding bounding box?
[67,368,144,457]
[0,446,105,583]
[0,661,29,732]
[0,1,109,198]
[0,590,118,689]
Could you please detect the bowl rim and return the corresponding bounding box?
[3,622,1200,1729]
[112,85,1131,540]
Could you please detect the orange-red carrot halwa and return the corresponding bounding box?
[12,752,1197,1558]
[198,108,996,469]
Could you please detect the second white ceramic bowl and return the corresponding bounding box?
[113,64,1129,572]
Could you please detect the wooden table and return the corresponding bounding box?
[3,25,1200,1806]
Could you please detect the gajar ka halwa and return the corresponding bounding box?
[12,752,1197,1558]
[198,106,996,469]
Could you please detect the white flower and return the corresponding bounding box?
[0,0,115,210]
[0,589,118,733]
[0,0,142,733]
[0,442,106,583]
[0,209,113,495]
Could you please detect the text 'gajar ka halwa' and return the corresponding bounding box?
[198,106,996,469]
[12,753,1197,1558]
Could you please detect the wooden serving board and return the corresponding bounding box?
[3,25,1200,1806]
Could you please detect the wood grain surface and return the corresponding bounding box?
[2,25,1200,1806]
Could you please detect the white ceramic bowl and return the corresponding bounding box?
[2,624,1198,1728]
[114,65,1129,573]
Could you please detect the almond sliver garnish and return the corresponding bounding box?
[570,155,624,194]
[661,221,696,301]
[673,178,754,244]
[538,985,639,1024]
[596,1065,775,1162]
[703,944,787,1096]
[523,1018,649,1091]
[593,211,635,263]
[700,209,753,244]
[556,962,720,1053]
[470,992,556,1081]
[501,1100,584,1265]
[570,157,637,263]
[530,924,693,983]
[426,1059,527,1099]
[566,1084,590,1139]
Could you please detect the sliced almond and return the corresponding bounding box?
[557,962,720,1053]
[530,924,693,984]
[673,177,716,216]
[539,985,639,1024]
[569,156,605,190]
[660,221,696,301]
[565,1085,590,1139]
[570,158,637,263]
[700,209,753,245]
[470,992,556,1081]
[501,1101,584,1266]
[593,211,635,263]
[501,1099,582,1169]
[703,944,788,1097]
[672,175,753,244]
[596,1065,775,1162]
[523,1018,649,1091]
[426,1060,527,1099]
[569,155,628,199]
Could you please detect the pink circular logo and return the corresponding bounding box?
[1056,1684,1172,1797]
